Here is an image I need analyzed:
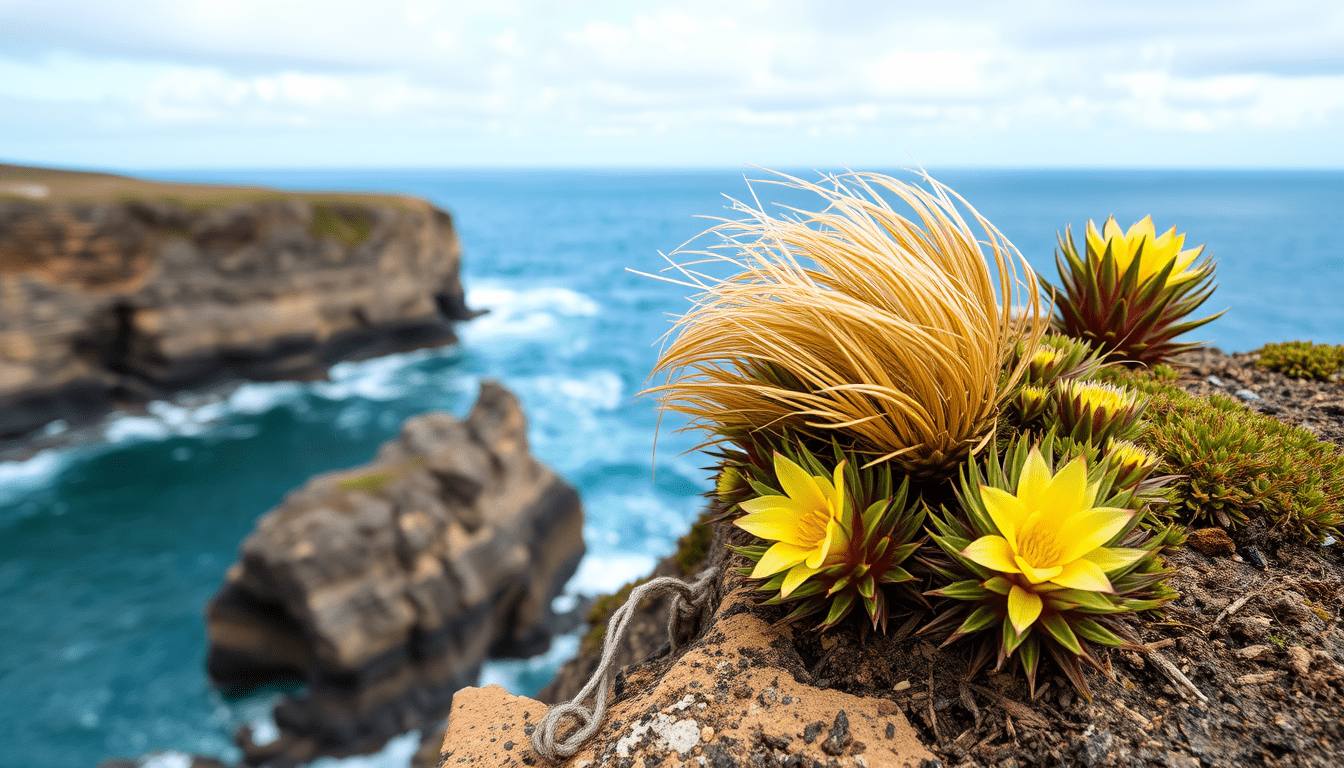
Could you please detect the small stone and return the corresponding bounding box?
[893,680,911,692]
[822,710,851,756]
[1075,730,1114,768]
[701,726,715,742]
[1287,645,1312,677]
[1186,527,1236,557]
[1235,389,1261,401]
[1206,375,1226,388]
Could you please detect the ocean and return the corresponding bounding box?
[1,169,1341,768]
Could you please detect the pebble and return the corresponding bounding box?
[1236,389,1261,401]
[700,725,714,742]
[1206,375,1226,388]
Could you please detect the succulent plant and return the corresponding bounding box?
[1046,216,1223,365]
[730,445,924,631]
[1053,379,1146,448]
[923,434,1178,697]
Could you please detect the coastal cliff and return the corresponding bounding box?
[0,164,473,440]
[207,382,585,765]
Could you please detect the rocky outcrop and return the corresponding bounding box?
[0,164,474,440]
[207,382,584,766]
[440,533,935,768]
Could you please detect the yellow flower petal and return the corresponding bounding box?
[737,495,791,515]
[979,485,1026,550]
[751,541,810,579]
[780,563,818,597]
[1125,215,1155,245]
[1082,547,1148,574]
[1055,507,1134,564]
[826,517,851,558]
[1017,448,1052,509]
[736,507,808,546]
[808,517,842,569]
[773,453,830,514]
[1051,558,1115,593]
[1008,585,1043,635]
[1036,456,1088,530]
[1014,555,1063,584]
[961,535,1019,573]
[1086,220,1106,257]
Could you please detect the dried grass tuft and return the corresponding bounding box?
[644,170,1044,476]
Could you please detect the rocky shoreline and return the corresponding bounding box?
[0,164,475,443]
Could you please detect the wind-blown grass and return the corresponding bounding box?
[645,170,1044,477]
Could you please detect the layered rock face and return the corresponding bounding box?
[0,165,473,440]
[207,382,584,766]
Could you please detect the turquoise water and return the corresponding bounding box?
[1,169,1341,768]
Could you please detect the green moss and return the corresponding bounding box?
[1255,341,1344,380]
[1099,367,1344,542]
[310,203,375,247]
[337,471,394,493]
[673,512,715,575]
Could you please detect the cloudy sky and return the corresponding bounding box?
[2,0,1342,169]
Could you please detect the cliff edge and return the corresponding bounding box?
[0,164,474,440]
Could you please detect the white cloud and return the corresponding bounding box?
[0,0,1341,167]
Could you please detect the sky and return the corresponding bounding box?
[1,0,1342,169]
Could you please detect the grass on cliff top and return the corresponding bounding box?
[0,162,418,211]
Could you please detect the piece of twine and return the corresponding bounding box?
[531,566,720,762]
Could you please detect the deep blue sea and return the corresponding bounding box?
[1,169,1341,768]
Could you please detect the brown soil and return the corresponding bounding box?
[786,539,1344,768]
[1176,348,1344,447]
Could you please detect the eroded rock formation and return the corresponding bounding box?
[0,164,473,440]
[207,382,584,766]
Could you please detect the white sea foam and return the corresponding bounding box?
[566,552,658,595]
[0,449,67,506]
[526,370,624,412]
[307,731,422,768]
[462,285,600,342]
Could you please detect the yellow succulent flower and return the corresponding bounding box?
[736,454,850,597]
[1085,215,1205,286]
[960,448,1146,635]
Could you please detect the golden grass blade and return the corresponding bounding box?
[644,169,1044,477]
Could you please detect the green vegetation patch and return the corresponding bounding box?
[337,470,394,494]
[1255,341,1344,380]
[310,203,375,247]
[673,512,715,575]
[1101,368,1344,542]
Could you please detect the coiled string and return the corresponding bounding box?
[531,566,719,762]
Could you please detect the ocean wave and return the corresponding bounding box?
[462,285,600,342]
[308,731,422,768]
[566,551,658,595]
[0,449,68,507]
